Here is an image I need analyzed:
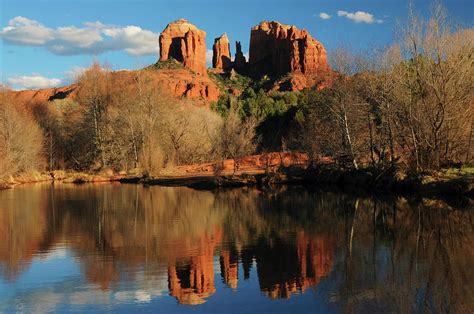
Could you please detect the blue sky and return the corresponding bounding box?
[1,0,472,90]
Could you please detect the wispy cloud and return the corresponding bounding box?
[64,66,89,82]
[337,10,383,24]
[0,16,159,56]
[7,75,62,90]
[319,13,331,20]
[206,49,213,66]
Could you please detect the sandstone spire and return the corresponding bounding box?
[212,33,232,71]
[234,41,247,69]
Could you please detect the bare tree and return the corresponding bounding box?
[0,95,44,176]
[393,2,474,169]
[214,106,259,173]
[75,63,112,169]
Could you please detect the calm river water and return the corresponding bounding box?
[0,183,472,313]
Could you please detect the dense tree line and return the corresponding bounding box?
[0,64,259,176]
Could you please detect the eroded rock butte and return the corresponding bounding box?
[159,19,207,75]
[249,21,329,76]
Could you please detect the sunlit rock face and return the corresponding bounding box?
[220,248,239,289]
[212,33,232,71]
[249,21,329,77]
[159,19,207,76]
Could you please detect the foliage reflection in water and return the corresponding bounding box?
[0,183,472,313]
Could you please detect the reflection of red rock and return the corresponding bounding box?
[168,255,216,305]
[220,250,239,289]
[257,232,334,299]
[296,231,334,293]
[159,19,207,76]
[167,229,222,305]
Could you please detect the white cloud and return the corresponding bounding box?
[319,13,331,20]
[2,16,54,45]
[0,16,159,56]
[7,75,61,90]
[64,66,89,81]
[206,49,213,66]
[337,10,382,24]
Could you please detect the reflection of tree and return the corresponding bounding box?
[334,197,474,313]
[0,184,472,311]
[0,185,54,281]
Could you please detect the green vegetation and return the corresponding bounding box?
[212,86,301,120]
[208,70,252,92]
[146,59,186,71]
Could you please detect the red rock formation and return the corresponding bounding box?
[168,255,216,305]
[296,231,334,293]
[147,69,218,102]
[176,152,313,176]
[249,21,329,77]
[220,250,239,289]
[6,68,219,106]
[6,85,77,105]
[259,232,335,300]
[159,19,207,75]
[271,71,334,92]
[234,41,247,69]
[167,230,222,305]
[212,33,232,71]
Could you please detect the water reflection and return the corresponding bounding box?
[0,183,472,312]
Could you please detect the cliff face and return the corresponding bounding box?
[7,85,77,104]
[8,69,219,105]
[249,21,329,77]
[159,19,207,75]
[212,33,232,71]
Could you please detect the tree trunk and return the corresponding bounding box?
[343,109,358,169]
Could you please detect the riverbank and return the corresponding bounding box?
[0,170,125,190]
[137,166,473,197]
[1,153,473,198]
[133,154,474,197]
